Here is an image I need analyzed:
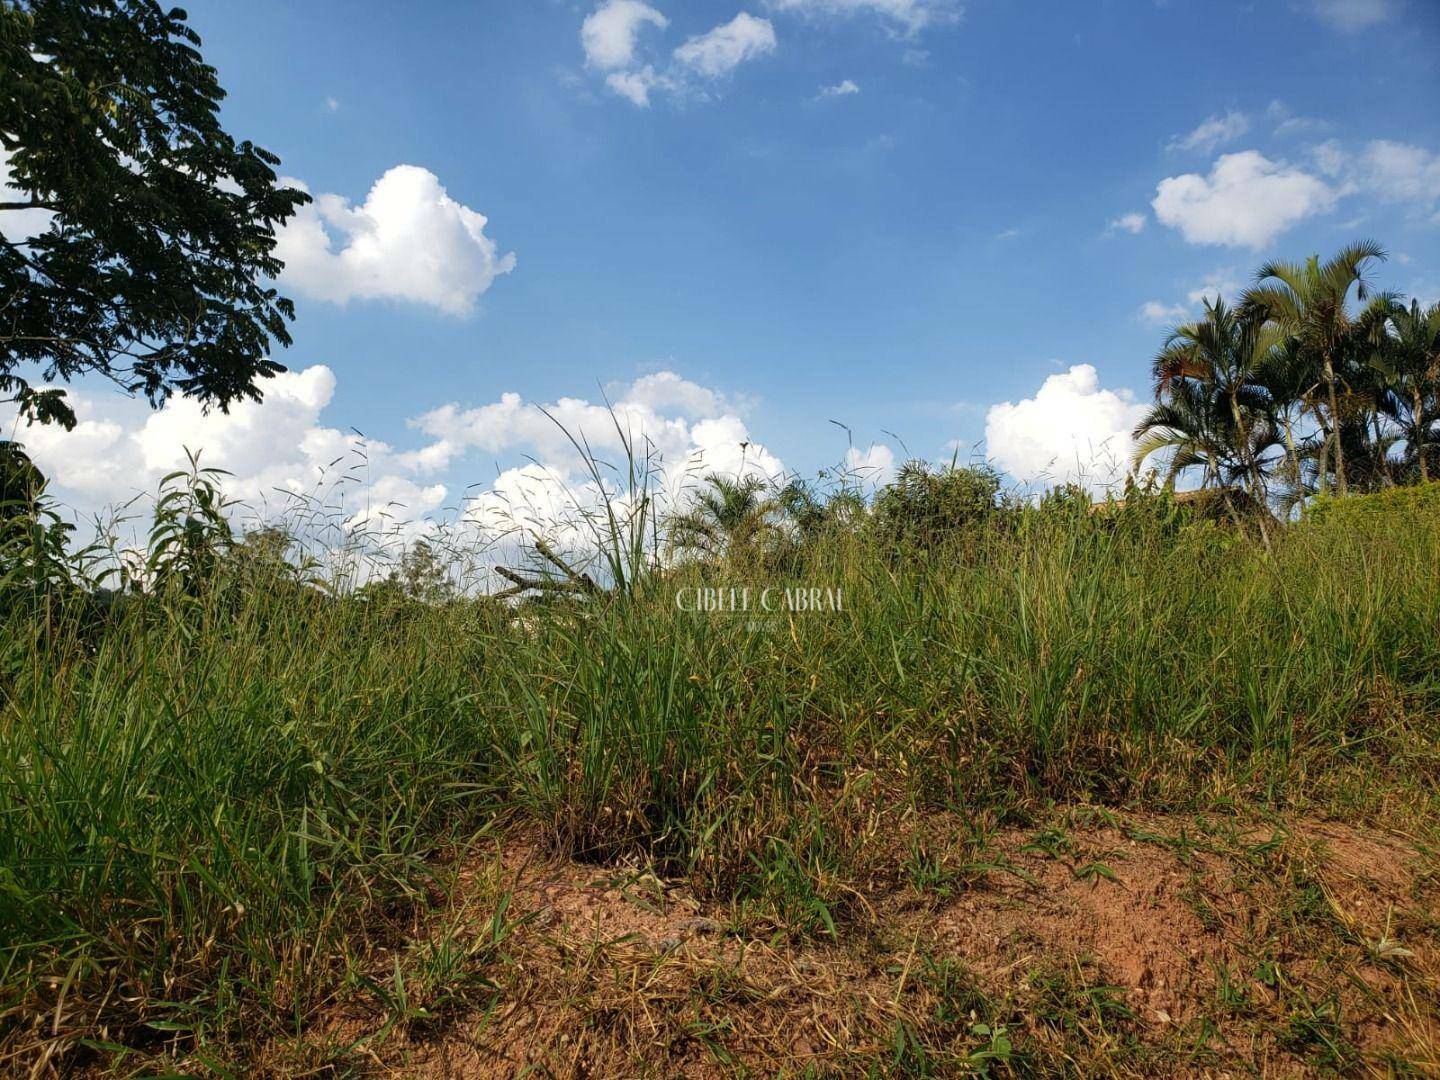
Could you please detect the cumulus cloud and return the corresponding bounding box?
[402,371,781,487]
[1106,212,1147,235]
[465,463,583,542]
[7,367,795,579]
[1152,150,1338,249]
[766,0,961,35]
[1310,0,1394,31]
[674,13,777,77]
[3,366,441,536]
[844,443,896,485]
[617,370,732,416]
[819,78,861,98]
[275,165,516,315]
[1167,111,1250,155]
[581,0,668,69]
[5,402,134,501]
[984,365,1145,493]
[408,372,789,556]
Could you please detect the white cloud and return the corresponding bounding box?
[4,366,438,534]
[1107,212,1147,235]
[465,463,583,543]
[1310,0,1394,32]
[7,367,790,579]
[1152,150,1338,248]
[1137,300,1190,326]
[581,0,668,70]
[430,375,789,556]
[132,366,341,488]
[673,13,777,78]
[6,404,132,500]
[1357,140,1440,206]
[766,0,961,35]
[1137,270,1243,328]
[683,415,786,486]
[587,9,775,106]
[819,78,861,97]
[1305,138,1440,218]
[322,96,340,113]
[402,371,779,485]
[617,370,730,416]
[1311,138,1349,178]
[844,442,895,485]
[0,148,54,243]
[1167,111,1250,155]
[275,165,516,315]
[1266,100,1329,138]
[605,67,669,107]
[984,365,1145,493]
[1185,270,1242,306]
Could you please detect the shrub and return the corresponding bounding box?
[870,460,1003,549]
[1302,479,1440,528]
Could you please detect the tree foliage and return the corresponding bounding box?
[1134,241,1436,518]
[1239,241,1396,496]
[0,0,308,428]
[668,472,780,564]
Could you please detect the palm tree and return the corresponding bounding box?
[1251,335,1315,509]
[777,478,866,542]
[667,472,779,564]
[1241,241,1395,495]
[1133,299,1283,541]
[1131,377,1232,490]
[1350,294,1411,488]
[1376,299,1440,482]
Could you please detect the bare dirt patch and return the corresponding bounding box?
[273,811,1439,1077]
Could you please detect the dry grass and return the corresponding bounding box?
[3,487,1439,1075]
[233,808,1440,1078]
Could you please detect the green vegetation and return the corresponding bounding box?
[0,448,1437,1070]
[2,5,1438,1069]
[1133,241,1440,516]
[2,225,1439,1066]
[1,0,307,428]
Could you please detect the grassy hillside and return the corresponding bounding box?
[1,489,1438,1073]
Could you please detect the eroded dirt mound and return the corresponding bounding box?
[275,812,1439,1077]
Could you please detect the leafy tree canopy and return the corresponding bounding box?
[0,0,309,428]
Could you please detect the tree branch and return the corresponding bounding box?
[533,538,598,593]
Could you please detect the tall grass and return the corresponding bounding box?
[1,490,1438,1061]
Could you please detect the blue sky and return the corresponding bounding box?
[8,0,1440,537]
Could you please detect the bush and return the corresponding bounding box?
[1302,479,1440,528]
[870,460,1003,549]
